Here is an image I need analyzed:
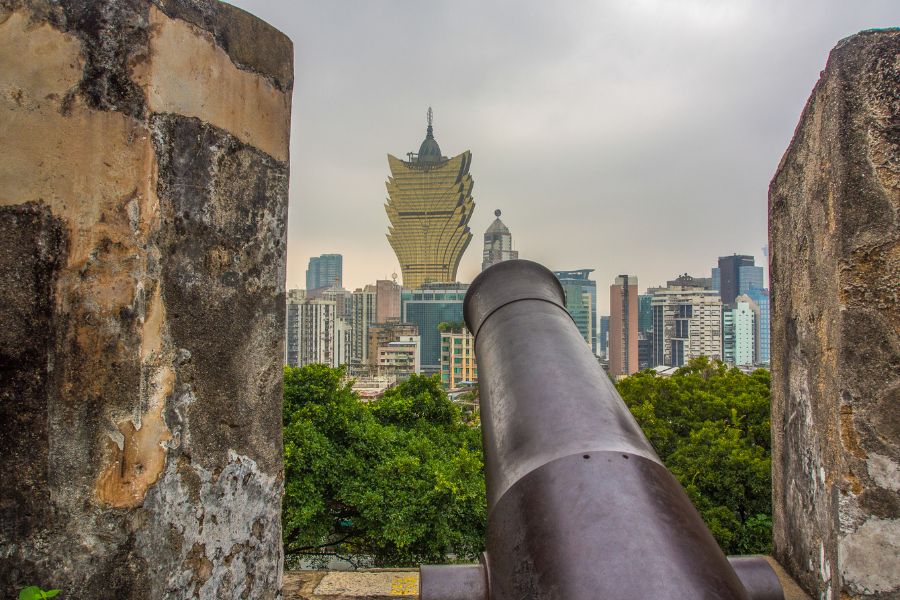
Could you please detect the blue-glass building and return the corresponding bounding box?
[746,287,770,365]
[738,265,765,295]
[306,254,343,291]
[638,294,653,334]
[401,283,468,374]
[599,316,610,359]
[553,269,597,354]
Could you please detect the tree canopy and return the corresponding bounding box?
[282,365,485,567]
[615,357,773,554]
[283,357,773,567]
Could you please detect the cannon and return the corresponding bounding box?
[420,260,783,600]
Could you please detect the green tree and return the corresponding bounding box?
[616,357,773,554]
[284,357,773,565]
[282,366,485,567]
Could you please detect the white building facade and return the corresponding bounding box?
[731,298,756,366]
[377,335,421,378]
[651,287,723,367]
[297,298,337,367]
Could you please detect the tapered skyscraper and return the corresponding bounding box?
[385,109,475,288]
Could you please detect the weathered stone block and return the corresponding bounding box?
[0,1,292,598]
[769,29,899,599]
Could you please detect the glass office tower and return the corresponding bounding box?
[306,254,342,291]
[401,283,469,374]
[553,269,597,354]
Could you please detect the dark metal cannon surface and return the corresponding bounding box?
[420,259,782,600]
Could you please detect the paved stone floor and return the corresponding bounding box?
[284,570,418,599]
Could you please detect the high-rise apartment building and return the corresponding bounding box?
[286,290,351,369]
[733,296,756,366]
[375,278,401,322]
[377,335,421,378]
[609,275,639,378]
[401,283,468,374]
[746,287,770,365]
[554,269,597,354]
[305,254,342,291]
[441,326,478,389]
[723,298,755,366]
[385,109,475,288]
[351,285,378,371]
[722,309,735,365]
[295,298,336,367]
[334,315,353,368]
[367,321,419,371]
[651,287,723,367]
[481,209,518,271]
[285,289,306,366]
[320,286,352,319]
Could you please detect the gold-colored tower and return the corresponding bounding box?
[385,109,475,289]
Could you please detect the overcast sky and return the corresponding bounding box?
[229,0,897,314]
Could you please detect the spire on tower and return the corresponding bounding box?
[415,107,442,163]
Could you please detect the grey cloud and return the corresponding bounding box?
[229,0,899,310]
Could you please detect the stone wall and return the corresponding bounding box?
[769,29,899,599]
[0,1,292,598]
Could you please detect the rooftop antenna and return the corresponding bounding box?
[425,106,435,140]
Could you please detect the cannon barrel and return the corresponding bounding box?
[420,260,782,600]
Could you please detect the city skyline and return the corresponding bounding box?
[229,0,899,313]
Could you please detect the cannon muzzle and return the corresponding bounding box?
[420,260,782,600]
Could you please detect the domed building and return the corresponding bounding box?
[384,108,475,289]
[481,209,518,271]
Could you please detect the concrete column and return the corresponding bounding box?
[0,1,292,598]
[769,30,899,599]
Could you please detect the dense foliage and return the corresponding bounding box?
[282,365,485,567]
[283,357,772,567]
[615,357,773,554]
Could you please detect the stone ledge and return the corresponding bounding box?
[284,559,811,599]
[763,556,812,600]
